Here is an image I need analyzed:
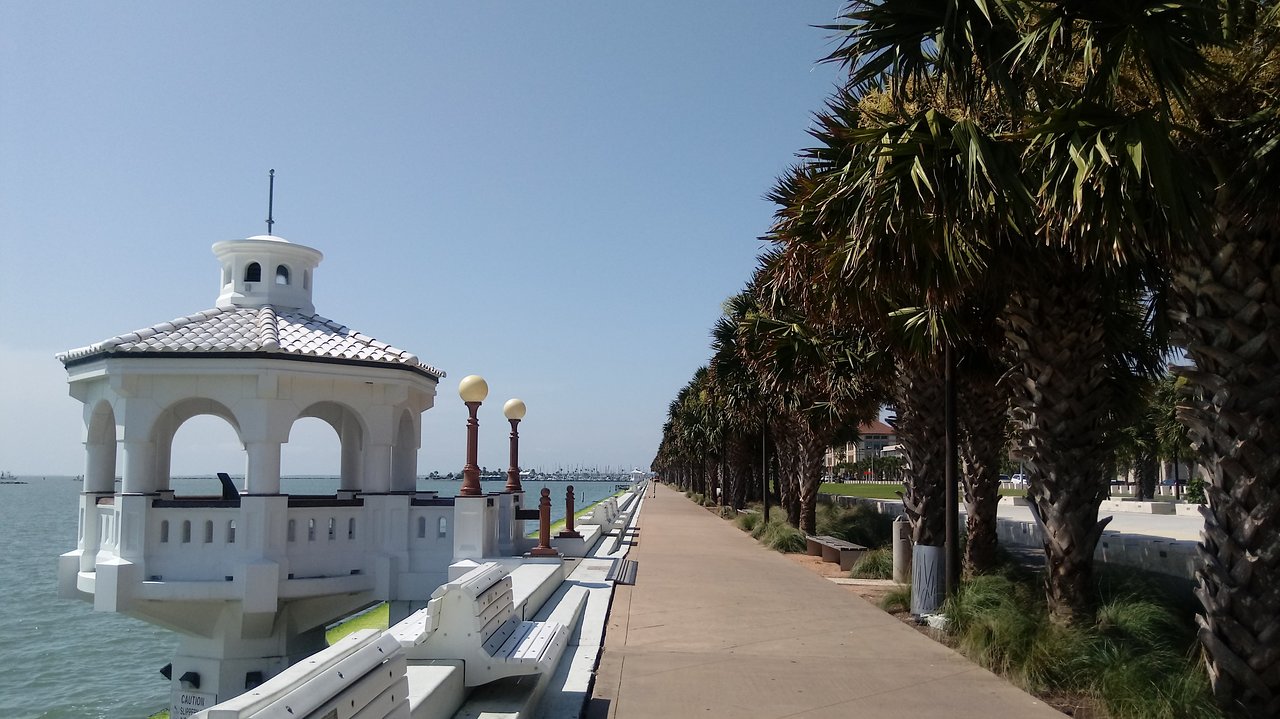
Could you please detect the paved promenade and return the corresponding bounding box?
[997,502,1203,541]
[588,484,1064,719]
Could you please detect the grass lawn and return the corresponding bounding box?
[325,602,389,645]
[821,482,904,499]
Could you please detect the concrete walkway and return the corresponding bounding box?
[587,484,1063,719]
[997,502,1204,541]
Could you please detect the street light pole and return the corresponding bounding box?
[761,413,769,523]
[503,399,526,493]
[459,375,489,497]
[944,347,960,597]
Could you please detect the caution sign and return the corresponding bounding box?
[172,690,217,718]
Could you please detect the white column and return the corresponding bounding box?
[453,495,492,562]
[362,444,392,493]
[122,440,156,493]
[153,432,173,492]
[245,442,282,495]
[80,413,117,571]
[76,492,101,572]
[340,424,361,491]
[390,441,417,492]
[84,439,116,494]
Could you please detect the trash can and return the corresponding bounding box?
[892,515,912,584]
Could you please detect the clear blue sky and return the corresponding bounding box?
[0,2,847,476]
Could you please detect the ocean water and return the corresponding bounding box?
[0,476,623,719]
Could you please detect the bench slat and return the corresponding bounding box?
[499,621,562,664]
[410,561,567,687]
[444,564,506,600]
[488,619,534,657]
[478,602,516,645]
[516,624,560,663]
[476,585,513,626]
[473,576,512,614]
[483,615,524,655]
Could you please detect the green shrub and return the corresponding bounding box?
[940,573,1224,717]
[848,548,893,579]
[736,511,762,532]
[719,505,737,519]
[759,518,806,553]
[1184,476,1207,505]
[816,503,894,548]
[945,575,1083,689]
[749,507,783,539]
[880,584,911,613]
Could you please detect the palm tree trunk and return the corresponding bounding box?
[772,415,803,527]
[1173,221,1280,717]
[728,433,754,509]
[710,457,722,506]
[717,458,727,507]
[1136,452,1158,502]
[784,439,802,528]
[796,424,828,535]
[895,354,948,546]
[1002,270,1113,625]
[956,364,1007,574]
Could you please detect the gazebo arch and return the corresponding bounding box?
[391,409,419,492]
[295,401,367,491]
[150,398,243,493]
[84,400,118,494]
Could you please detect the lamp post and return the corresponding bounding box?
[503,399,526,493]
[458,375,488,497]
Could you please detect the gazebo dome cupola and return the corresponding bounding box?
[213,235,323,314]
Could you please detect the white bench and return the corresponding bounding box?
[395,561,568,687]
[582,498,631,533]
[197,629,408,719]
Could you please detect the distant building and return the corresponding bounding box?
[824,420,897,475]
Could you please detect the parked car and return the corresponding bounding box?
[1010,473,1027,487]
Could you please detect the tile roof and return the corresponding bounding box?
[57,306,444,379]
[859,420,895,435]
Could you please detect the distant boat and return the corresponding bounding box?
[0,471,26,485]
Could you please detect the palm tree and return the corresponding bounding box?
[791,86,1026,580]
[1114,377,1163,501]
[1163,6,1280,712]
[761,159,963,558]
[827,0,1280,709]
[1151,373,1193,493]
[659,368,721,499]
[955,346,1010,574]
[710,293,771,510]
[817,0,1207,625]
[737,251,890,534]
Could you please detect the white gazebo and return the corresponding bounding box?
[58,234,443,498]
[56,233,454,713]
